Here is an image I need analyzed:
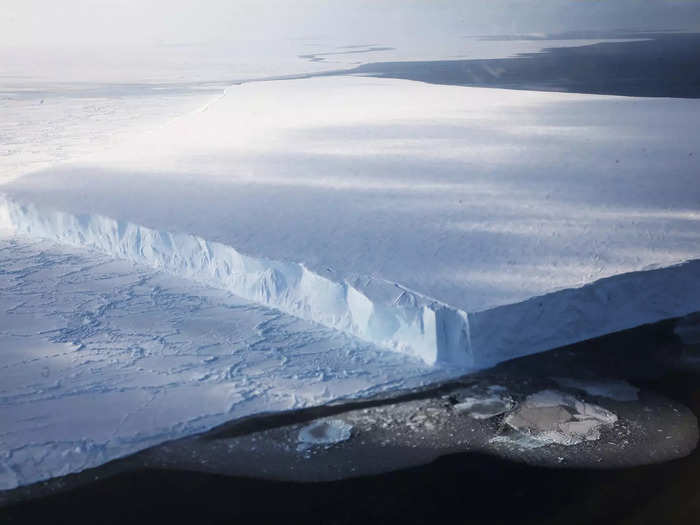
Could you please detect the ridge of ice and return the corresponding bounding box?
[3,192,700,369]
[0,195,472,367]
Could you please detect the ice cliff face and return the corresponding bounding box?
[3,76,700,368]
[0,196,472,367]
[4,194,700,369]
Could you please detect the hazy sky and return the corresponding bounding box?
[2,0,700,47]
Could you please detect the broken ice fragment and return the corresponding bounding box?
[502,390,617,447]
[297,419,353,451]
[552,377,639,401]
[454,395,514,420]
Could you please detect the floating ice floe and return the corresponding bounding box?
[0,238,453,491]
[453,394,514,420]
[297,419,354,452]
[551,377,639,401]
[497,390,618,447]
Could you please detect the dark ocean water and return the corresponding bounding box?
[351,33,700,98]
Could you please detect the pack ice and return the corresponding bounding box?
[2,76,700,368]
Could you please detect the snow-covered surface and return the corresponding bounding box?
[0,236,454,490]
[0,82,221,185]
[0,36,614,185]
[3,76,700,366]
[0,37,622,84]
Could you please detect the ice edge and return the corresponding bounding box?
[0,195,473,367]
[3,194,699,370]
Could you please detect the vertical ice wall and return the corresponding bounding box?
[4,194,700,370]
[0,196,473,367]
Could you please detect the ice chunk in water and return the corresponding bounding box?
[297,419,353,451]
[501,390,617,447]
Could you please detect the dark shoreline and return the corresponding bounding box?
[2,374,699,525]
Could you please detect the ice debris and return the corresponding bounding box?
[297,419,353,452]
[454,394,514,420]
[552,377,639,401]
[407,407,444,431]
[499,390,617,447]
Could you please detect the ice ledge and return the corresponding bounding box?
[469,259,700,368]
[3,194,700,370]
[0,196,472,367]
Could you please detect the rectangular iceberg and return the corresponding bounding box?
[3,76,699,367]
